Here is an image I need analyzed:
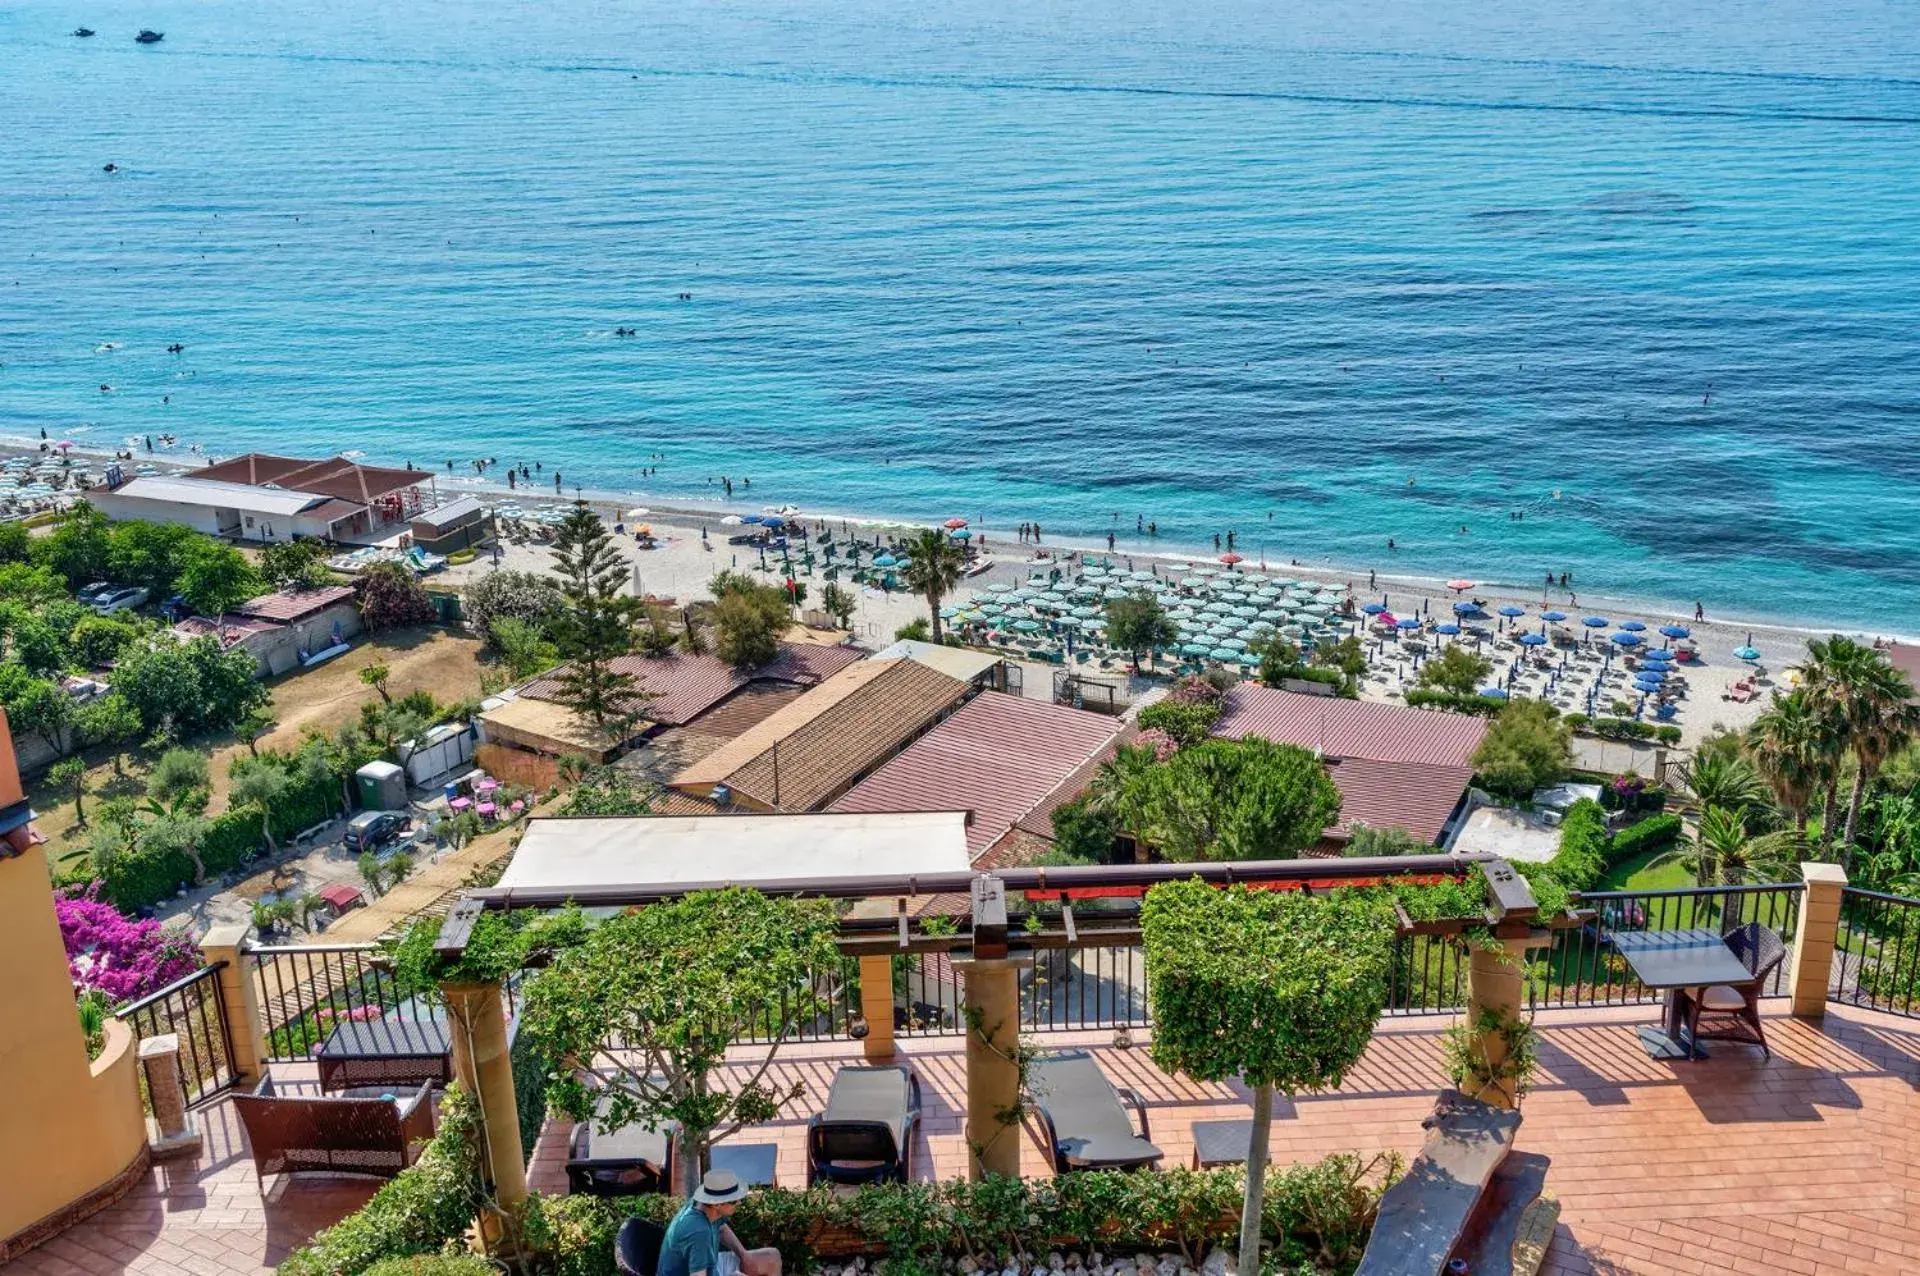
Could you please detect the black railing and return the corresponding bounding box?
[732,961,864,1045]
[1833,887,1920,1018]
[1531,883,1803,1010]
[252,942,439,1061]
[1384,932,1470,1015]
[1023,944,1150,1031]
[116,963,236,1107]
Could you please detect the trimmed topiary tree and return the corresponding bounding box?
[1142,880,1395,1276]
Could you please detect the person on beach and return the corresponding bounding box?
[554,472,562,492]
[1226,530,1235,551]
[1695,601,1705,622]
[1148,521,1157,537]
[1033,522,1042,542]
[1213,533,1221,550]
[1107,531,1115,550]
[1136,514,1144,532]
[1369,570,1377,589]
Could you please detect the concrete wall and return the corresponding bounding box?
[257,602,364,678]
[0,711,150,1258]
[92,491,336,543]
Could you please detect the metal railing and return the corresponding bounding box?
[116,963,236,1107]
[1385,932,1470,1015]
[1833,887,1920,1018]
[251,942,441,1062]
[1530,883,1803,1010]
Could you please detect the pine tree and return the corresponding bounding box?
[548,504,649,737]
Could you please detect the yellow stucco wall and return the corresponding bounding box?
[0,712,149,1251]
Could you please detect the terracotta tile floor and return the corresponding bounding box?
[14,1004,1920,1276]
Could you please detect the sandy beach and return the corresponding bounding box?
[0,435,1849,747]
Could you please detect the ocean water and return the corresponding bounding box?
[3,0,1920,631]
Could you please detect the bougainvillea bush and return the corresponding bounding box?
[56,883,202,1002]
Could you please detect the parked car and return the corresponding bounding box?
[158,594,192,622]
[343,810,411,852]
[77,581,117,605]
[90,584,150,615]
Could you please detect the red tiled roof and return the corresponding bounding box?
[521,642,861,727]
[1011,722,1138,842]
[187,452,424,503]
[1213,686,1487,767]
[174,614,283,648]
[1323,756,1476,846]
[830,692,1124,860]
[236,585,357,623]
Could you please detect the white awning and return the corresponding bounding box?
[494,810,972,897]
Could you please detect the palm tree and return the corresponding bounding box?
[1750,691,1823,834]
[1082,743,1164,861]
[899,528,967,644]
[1689,805,1801,887]
[1842,661,1920,851]
[1677,749,1765,814]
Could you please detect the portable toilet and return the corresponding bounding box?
[355,760,408,811]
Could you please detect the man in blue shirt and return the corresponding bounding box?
[656,1170,781,1276]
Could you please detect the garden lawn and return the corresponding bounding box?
[1594,842,1696,893]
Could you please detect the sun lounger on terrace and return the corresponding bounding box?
[807,1064,921,1185]
[1027,1049,1163,1173]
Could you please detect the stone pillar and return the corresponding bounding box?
[440,979,526,1236]
[197,924,267,1084]
[957,957,1025,1179]
[137,1034,203,1159]
[1460,932,1543,1111]
[858,955,896,1062]
[1790,862,1848,1018]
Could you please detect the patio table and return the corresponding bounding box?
[315,1010,453,1093]
[1190,1119,1254,1168]
[1611,929,1755,1060]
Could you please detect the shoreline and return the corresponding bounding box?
[3,432,1907,660]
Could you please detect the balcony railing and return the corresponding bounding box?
[116,962,236,1107]
[1833,887,1920,1018]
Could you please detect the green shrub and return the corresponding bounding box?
[1403,689,1505,716]
[526,1154,1399,1276]
[1655,725,1683,744]
[1611,813,1683,861]
[278,1087,484,1276]
[510,1020,553,1166]
[1135,697,1222,746]
[1542,799,1611,892]
[360,1259,496,1276]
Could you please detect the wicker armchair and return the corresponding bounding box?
[1676,922,1786,1059]
[233,1075,436,1186]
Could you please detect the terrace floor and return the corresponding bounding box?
[11,1004,1919,1276]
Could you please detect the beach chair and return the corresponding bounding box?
[807,1065,921,1185]
[1027,1049,1163,1173]
[614,1217,666,1276]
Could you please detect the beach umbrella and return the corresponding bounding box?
[949,528,972,540]
[1481,688,1509,700]
[1498,605,1526,619]
[943,517,968,529]
[1620,619,1646,632]
[1436,623,1461,636]
[1210,647,1241,661]
[1012,619,1042,633]
[986,581,1014,593]
[1192,565,1217,576]
[760,515,786,528]
[1582,616,1609,628]
[873,554,897,568]
[975,602,1004,617]
[1231,605,1258,620]
[1735,645,1762,662]
[1396,617,1422,631]
[740,513,765,524]
[1452,601,1480,615]
[1103,586,1130,600]
[1447,579,1476,591]
[1518,632,1548,647]
[1300,604,1333,618]
[939,605,962,618]
[1542,610,1567,622]
[1635,668,1668,684]
[1362,602,1388,615]
[1129,570,1155,582]
[1219,553,1243,567]
[1611,632,1643,647]
[1219,637,1247,651]
[1659,624,1690,640]
[1181,642,1211,657]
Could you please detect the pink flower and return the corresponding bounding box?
[55,883,203,1003]
[1135,728,1180,762]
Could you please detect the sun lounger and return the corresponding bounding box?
[1027,1049,1163,1173]
[807,1065,921,1185]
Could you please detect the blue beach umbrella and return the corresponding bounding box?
[1181,642,1211,657]
[1735,645,1761,662]
[1611,631,1643,647]
[1210,647,1241,662]
[949,527,971,540]
[939,605,961,618]
[1498,605,1526,618]
[1396,617,1422,631]
[1452,601,1479,615]
[1635,668,1668,684]
[873,554,898,568]
[1582,616,1610,629]
[1620,619,1646,632]
[1542,610,1567,622]
[1362,602,1387,615]
[1659,624,1690,640]
[1480,688,1509,700]
[760,515,786,528]
[1518,632,1548,647]
[1436,623,1461,636]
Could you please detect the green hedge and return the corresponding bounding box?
[361,1259,496,1276]
[1402,689,1505,716]
[1610,813,1683,862]
[1541,799,1611,893]
[533,1152,1400,1276]
[510,1018,552,1167]
[96,776,343,913]
[279,1088,484,1276]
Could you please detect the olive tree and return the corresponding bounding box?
[520,887,840,1196]
[1142,881,1394,1276]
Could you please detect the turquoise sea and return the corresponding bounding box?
[3,0,1919,631]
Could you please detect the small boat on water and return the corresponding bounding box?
[135,29,163,43]
[73,27,95,37]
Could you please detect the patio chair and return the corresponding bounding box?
[1026,1049,1163,1173]
[232,1075,435,1186]
[614,1217,666,1276]
[1676,922,1787,1059]
[807,1064,921,1185]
